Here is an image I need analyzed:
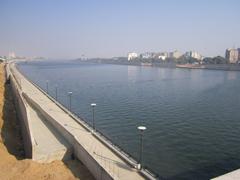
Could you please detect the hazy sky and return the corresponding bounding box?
[1,0,240,58]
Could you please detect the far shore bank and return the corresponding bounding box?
[75,59,240,72]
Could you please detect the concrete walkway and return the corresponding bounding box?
[10,63,146,180]
[27,102,71,162]
[8,63,71,163]
[212,169,240,180]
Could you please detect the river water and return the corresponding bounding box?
[18,60,240,179]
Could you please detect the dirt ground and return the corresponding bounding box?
[0,63,94,180]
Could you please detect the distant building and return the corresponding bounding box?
[155,52,168,60]
[161,52,168,58]
[140,52,155,59]
[8,52,16,59]
[185,51,202,60]
[238,48,240,61]
[169,50,182,59]
[225,48,239,63]
[128,52,138,61]
[158,55,167,60]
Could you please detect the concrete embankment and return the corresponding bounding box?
[6,62,71,162]
[0,63,94,180]
[7,62,156,180]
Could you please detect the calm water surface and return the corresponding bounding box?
[18,60,240,179]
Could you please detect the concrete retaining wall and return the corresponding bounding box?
[23,92,113,180]
[8,68,36,158]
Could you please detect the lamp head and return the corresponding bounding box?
[91,103,96,107]
[138,126,146,131]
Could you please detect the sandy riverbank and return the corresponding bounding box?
[0,63,94,180]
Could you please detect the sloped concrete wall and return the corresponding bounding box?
[23,92,113,180]
[9,71,35,158]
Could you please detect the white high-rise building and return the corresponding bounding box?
[128,52,138,61]
[158,55,167,60]
[8,52,16,59]
[169,50,182,59]
[185,51,202,60]
[225,48,239,63]
[140,52,155,59]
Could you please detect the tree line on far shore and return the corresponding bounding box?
[128,56,229,64]
[77,55,232,65]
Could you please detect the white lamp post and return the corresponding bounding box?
[68,91,72,111]
[46,80,49,94]
[137,126,147,170]
[91,103,96,130]
[55,85,58,100]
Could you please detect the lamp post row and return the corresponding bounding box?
[45,81,147,170]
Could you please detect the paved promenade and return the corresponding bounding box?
[212,169,240,180]
[28,102,71,162]
[10,63,147,180]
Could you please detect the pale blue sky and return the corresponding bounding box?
[0,0,240,58]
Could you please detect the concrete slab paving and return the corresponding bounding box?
[212,169,240,180]
[28,103,71,162]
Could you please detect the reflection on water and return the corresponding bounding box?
[227,71,237,80]
[18,60,240,180]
